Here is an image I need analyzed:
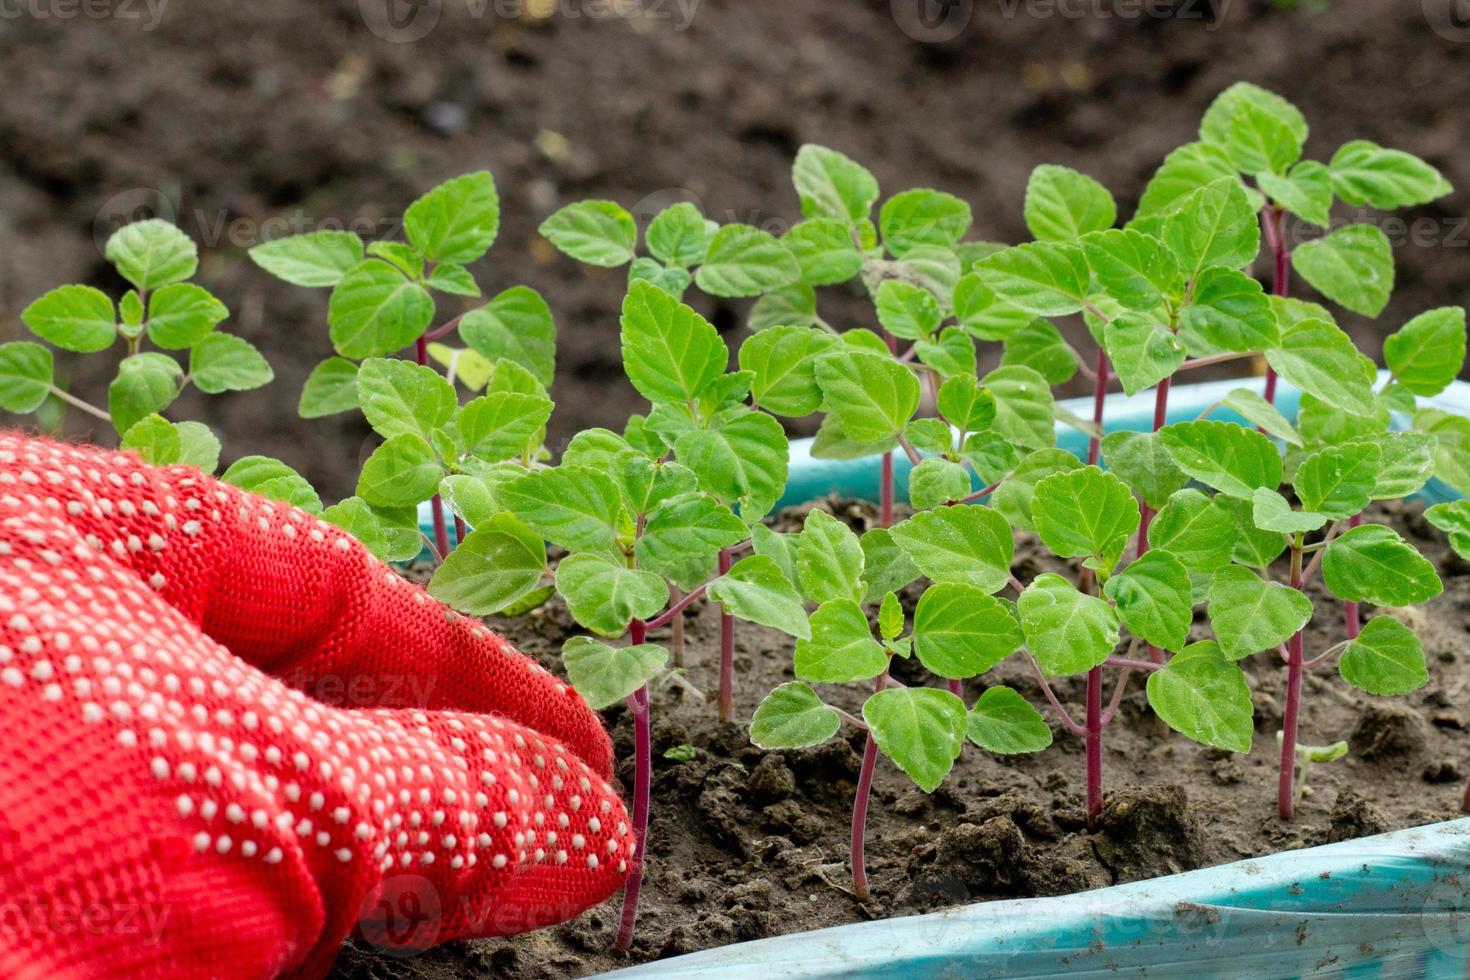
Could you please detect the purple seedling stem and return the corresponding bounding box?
[716,547,735,721]
[616,618,653,949]
[1278,538,1306,820]
[415,335,452,558]
[1262,204,1289,407]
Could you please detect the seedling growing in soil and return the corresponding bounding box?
[1,218,273,474]
[249,172,556,561]
[1277,733,1349,811]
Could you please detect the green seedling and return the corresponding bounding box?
[2,218,273,475]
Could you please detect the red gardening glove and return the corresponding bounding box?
[0,432,632,979]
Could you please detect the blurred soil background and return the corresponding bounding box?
[1,0,1468,498]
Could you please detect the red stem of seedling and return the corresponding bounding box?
[850,732,879,900]
[716,548,734,722]
[1278,541,1306,820]
[416,336,452,558]
[616,619,652,950]
[1263,205,1289,406]
[1084,666,1104,831]
[1138,376,1172,664]
[1088,346,1109,466]
[1344,513,1363,639]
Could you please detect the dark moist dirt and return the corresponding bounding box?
[3,1,1469,499]
[334,495,1470,979]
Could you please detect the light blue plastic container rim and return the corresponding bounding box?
[417,376,1470,977]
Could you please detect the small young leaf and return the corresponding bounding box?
[248,231,365,287]
[784,219,863,285]
[449,286,557,387]
[647,203,711,267]
[1080,228,1184,312]
[356,434,443,507]
[1135,141,1240,218]
[189,334,273,395]
[912,583,1023,679]
[1159,420,1283,499]
[695,224,801,297]
[905,418,955,456]
[1024,164,1116,242]
[953,274,1034,340]
[878,592,904,645]
[404,171,500,265]
[437,473,500,528]
[1215,495,1288,567]
[1322,524,1442,606]
[1178,267,1278,355]
[1351,432,1435,501]
[973,241,1090,317]
[966,687,1053,754]
[21,285,116,353]
[557,553,668,637]
[1339,616,1428,696]
[221,456,323,513]
[862,687,967,792]
[1425,501,1470,560]
[1207,565,1313,660]
[860,527,921,603]
[1265,316,1378,417]
[355,357,456,441]
[1032,466,1140,565]
[366,241,424,279]
[458,392,554,462]
[794,599,886,684]
[1018,573,1119,677]
[674,410,789,520]
[1218,388,1302,447]
[990,448,1083,531]
[748,284,816,332]
[908,458,971,510]
[145,283,228,350]
[1383,307,1466,397]
[562,637,667,710]
[1294,442,1380,519]
[879,189,971,256]
[636,492,748,573]
[620,280,728,405]
[105,219,197,291]
[1200,82,1308,157]
[427,513,547,616]
[1251,487,1327,535]
[1002,318,1077,385]
[1416,409,1470,497]
[1291,225,1394,318]
[1256,161,1333,227]
[299,358,361,419]
[539,200,638,267]
[875,281,942,340]
[108,353,184,435]
[1146,640,1253,753]
[750,683,842,750]
[754,523,802,590]
[983,366,1056,452]
[328,261,434,359]
[813,350,921,443]
[425,263,480,297]
[1161,178,1259,276]
[1104,549,1193,652]
[1100,431,1188,509]
[1103,312,1185,396]
[797,509,866,605]
[120,414,181,465]
[172,421,222,474]
[501,465,624,557]
[792,145,880,223]
[709,555,811,640]
[1329,139,1453,210]
[0,343,54,413]
[936,374,996,434]
[914,327,976,379]
[890,505,1014,594]
[1221,96,1303,174]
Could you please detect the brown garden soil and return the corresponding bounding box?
[2,0,1469,500]
[333,495,1470,979]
